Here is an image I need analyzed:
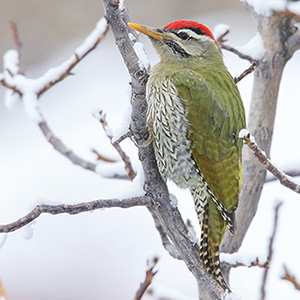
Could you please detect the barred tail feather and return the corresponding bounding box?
[199,204,230,291]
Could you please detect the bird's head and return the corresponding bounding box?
[128,20,221,64]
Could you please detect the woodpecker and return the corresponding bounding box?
[128,20,245,289]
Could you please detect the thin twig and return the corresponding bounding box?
[260,202,283,300]
[266,169,300,183]
[92,149,116,162]
[134,257,159,300]
[112,131,133,145]
[148,208,182,260]
[217,29,255,63]
[240,131,300,194]
[39,120,98,172]
[0,196,151,233]
[281,265,300,291]
[222,257,269,269]
[95,110,136,180]
[234,61,257,83]
[10,21,22,69]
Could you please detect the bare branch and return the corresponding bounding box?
[217,30,255,63]
[266,169,300,183]
[260,202,282,300]
[134,257,159,300]
[39,120,98,172]
[234,61,257,83]
[148,208,182,260]
[222,257,269,269]
[103,1,227,298]
[10,21,22,66]
[94,110,136,180]
[112,131,133,145]
[92,149,116,163]
[281,265,300,291]
[0,196,151,234]
[240,131,300,194]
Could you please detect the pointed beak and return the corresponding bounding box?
[128,23,164,41]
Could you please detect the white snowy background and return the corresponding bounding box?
[0,1,300,300]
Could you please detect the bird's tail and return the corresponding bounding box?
[199,202,229,291]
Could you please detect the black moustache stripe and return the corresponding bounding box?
[164,39,190,58]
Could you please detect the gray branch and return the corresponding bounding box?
[102,0,227,299]
[0,196,150,233]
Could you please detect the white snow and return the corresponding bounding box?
[112,103,132,143]
[288,2,300,15]
[23,92,43,122]
[75,17,107,58]
[242,0,286,16]
[3,49,19,75]
[236,32,265,60]
[169,193,178,208]
[4,89,21,110]
[238,128,249,139]
[221,252,267,268]
[129,33,150,70]
[23,222,36,240]
[95,161,129,178]
[213,24,231,41]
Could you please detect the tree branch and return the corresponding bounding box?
[260,202,282,300]
[0,196,150,233]
[216,29,255,63]
[240,130,300,194]
[38,119,98,172]
[94,109,136,180]
[281,265,300,291]
[103,1,228,298]
[134,257,159,300]
[234,61,257,83]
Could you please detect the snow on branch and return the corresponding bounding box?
[221,252,269,269]
[0,18,109,119]
[239,129,300,194]
[260,202,282,300]
[93,110,136,180]
[215,26,256,63]
[0,196,151,234]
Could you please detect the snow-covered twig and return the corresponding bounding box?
[0,196,151,234]
[94,110,136,180]
[260,202,282,300]
[221,253,269,269]
[134,257,159,300]
[0,18,109,99]
[281,265,300,291]
[239,130,300,194]
[216,29,255,63]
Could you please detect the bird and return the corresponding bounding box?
[128,20,245,290]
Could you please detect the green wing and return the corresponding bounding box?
[172,68,245,239]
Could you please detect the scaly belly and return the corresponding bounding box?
[146,78,199,188]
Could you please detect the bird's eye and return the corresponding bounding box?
[178,32,189,40]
